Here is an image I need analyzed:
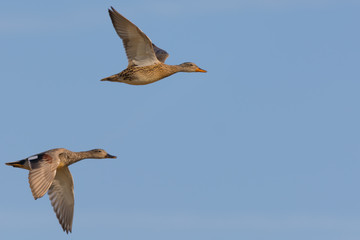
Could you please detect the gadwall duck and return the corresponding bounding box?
[101,7,207,85]
[5,148,117,234]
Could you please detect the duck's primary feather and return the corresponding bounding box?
[108,7,159,67]
[48,166,74,234]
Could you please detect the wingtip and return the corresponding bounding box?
[63,224,72,234]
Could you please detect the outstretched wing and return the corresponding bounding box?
[108,7,160,67]
[48,166,74,234]
[28,153,60,199]
[152,43,169,63]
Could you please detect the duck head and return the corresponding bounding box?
[179,62,207,73]
[89,149,117,159]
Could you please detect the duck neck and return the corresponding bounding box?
[171,64,187,73]
[77,151,95,160]
[163,64,183,74]
[64,151,93,165]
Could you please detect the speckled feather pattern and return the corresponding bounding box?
[102,63,181,85]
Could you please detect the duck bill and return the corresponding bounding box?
[195,67,207,73]
[106,154,117,159]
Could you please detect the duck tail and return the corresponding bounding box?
[5,159,27,169]
[101,74,119,82]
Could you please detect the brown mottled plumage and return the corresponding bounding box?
[102,63,205,85]
[101,7,207,85]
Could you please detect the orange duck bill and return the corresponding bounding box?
[195,67,207,72]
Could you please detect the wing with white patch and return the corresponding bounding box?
[152,43,169,63]
[28,155,39,161]
[28,153,59,199]
[48,166,74,234]
[108,7,160,67]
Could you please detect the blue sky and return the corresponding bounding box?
[1,0,360,239]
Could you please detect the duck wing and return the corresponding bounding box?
[48,166,74,234]
[108,7,160,67]
[152,43,169,63]
[28,152,60,200]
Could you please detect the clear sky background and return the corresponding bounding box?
[1,0,360,239]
